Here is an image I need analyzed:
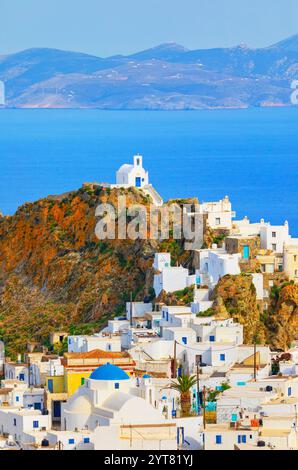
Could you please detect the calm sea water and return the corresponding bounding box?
[0,108,297,235]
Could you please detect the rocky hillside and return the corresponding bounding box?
[210,275,298,349]
[1,35,298,109]
[0,186,190,355]
[265,282,298,350]
[1,186,298,355]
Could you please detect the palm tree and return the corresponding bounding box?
[169,373,197,417]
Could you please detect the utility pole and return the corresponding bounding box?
[203,386,206,430]
[196,357,200,415]
[253,335,257,382]
[130,291,133,327]
[173,340,177,379]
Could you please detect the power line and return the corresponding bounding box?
[174,340,240,353]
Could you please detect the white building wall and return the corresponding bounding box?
[260,221,290,253]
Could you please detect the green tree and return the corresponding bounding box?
[169,374,197,417]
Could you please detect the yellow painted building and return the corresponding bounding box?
[64,370,91,397]
[46,370,91,396]
[45,375,65,394]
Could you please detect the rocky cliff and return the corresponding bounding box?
[211,275,298,348]
[265,283,298,349]
[0,186,189,355]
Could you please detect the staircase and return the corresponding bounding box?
[143,184,163,206]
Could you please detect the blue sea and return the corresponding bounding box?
[0,108,297,235]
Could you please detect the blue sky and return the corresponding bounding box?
[2,0,298,56]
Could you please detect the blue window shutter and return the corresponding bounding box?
[182,337,187,345]
[242,435,247,443]
[68,438,75,444]
[209,335,215,342]
[220,354,225,361]
[237,435,241,444]
[288,387,292,396]
[83,437,90,444]
[115,383,120,389]
[33,421,39,428]
[215,435,222,444]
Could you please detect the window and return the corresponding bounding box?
[13,419,16,426]
[68,438,75,444]
[215,435,222,444]
[220,354,225,361]
[136,158,140,166]
[209,335,215,342]
[16,396,19,402]
[182,337,187,345]
[83,437,90,444]
[261,264,266,273]
[33,421,39,429]
[288,387,292,397]
[34,403,41,410]
[215,218,221,226]
[294,255,297,262]
[237,435,247,444]
[19,373,25,381]
[272,232,276,238]
[115,383,120,389]
[107,344,111,351]
[81,377,85,385]
[272,244,277,251]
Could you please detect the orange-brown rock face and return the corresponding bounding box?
[267,284,298,349]
[212,274,266,344]
[0,186,187,355]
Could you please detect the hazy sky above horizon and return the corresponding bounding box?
[2,0,298,56]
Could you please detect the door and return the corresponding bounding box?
[48,379,53,393]
[53,400,61,418]
[135,177,141,187]
[242,245,250,260]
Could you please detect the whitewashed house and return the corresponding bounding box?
[260,220,290,253]
[231,216,263,236]
[153,253,196,297]
[197,248,241,288]
[198,196,235,229]
[67,333,121,353]
[4,361,29,385]
[0,408,50,443]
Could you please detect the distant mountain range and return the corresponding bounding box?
[1,35,298,109]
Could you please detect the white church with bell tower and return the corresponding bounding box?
[116,154,149,188]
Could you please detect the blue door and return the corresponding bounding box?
[53,401,61,418]
[48,379,53,393]
[135,177,141,187]
[243,245,250,259]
